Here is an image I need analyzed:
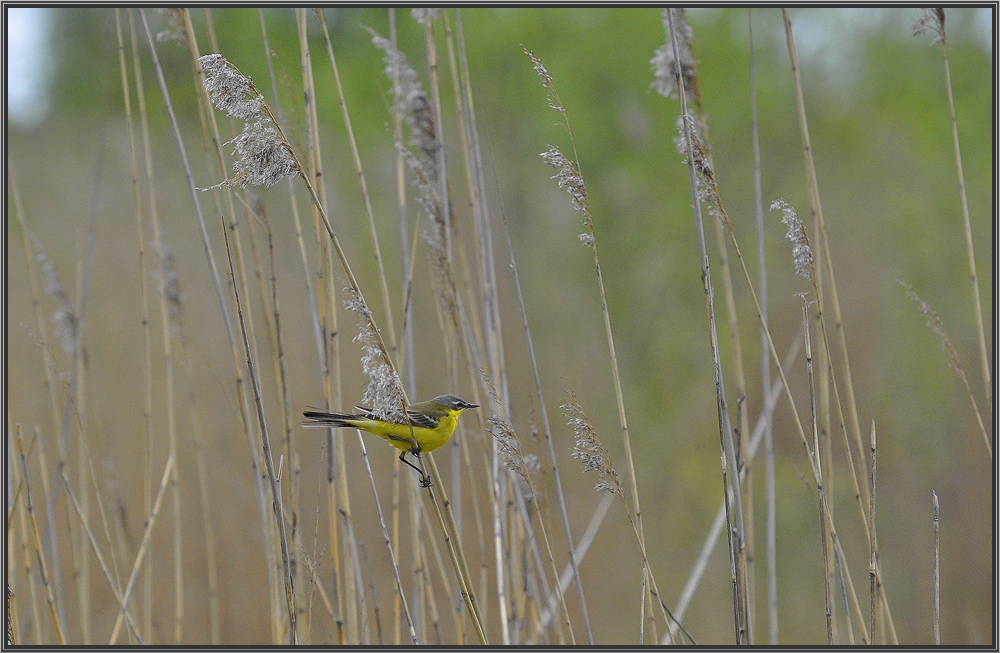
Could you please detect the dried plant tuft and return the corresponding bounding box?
[541,145,592,232]
[489,414,533,486]
[344,286,405,423]
[33,243,77,358]
[912,8,945,44]
[199,54,299,188]
[771,199,813,280]
[564,400,621,495]
[368,29,439,167]
[651,8,696,100]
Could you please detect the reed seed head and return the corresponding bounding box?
[771,199,813,280]
[344,286,405,423]
[651,8,696,100]
[199,54,298,188]
[564,401,621,495]
[541,145,592,230]
[912,9,945,44]
[368,29,439,166]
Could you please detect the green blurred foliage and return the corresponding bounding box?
[8,7,992,646]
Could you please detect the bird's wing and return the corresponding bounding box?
[353,404,439,429]
[405,407,440,429]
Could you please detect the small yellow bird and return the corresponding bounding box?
[303,394,479,487]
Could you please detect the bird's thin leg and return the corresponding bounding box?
[399,450,432,487]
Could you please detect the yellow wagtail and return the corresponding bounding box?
[303,394,478,486]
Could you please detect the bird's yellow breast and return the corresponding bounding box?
[368,412,458,454]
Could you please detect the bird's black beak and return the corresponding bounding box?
[461,400,479,409]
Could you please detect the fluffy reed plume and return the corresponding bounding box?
[33,242,78,358]
[563,401,621,496]
[367,28,439,168]
[770,199,813,280]
[650,8,697,101]
[540,146,595,246]
[343,286,406,423]
[156,238,184,328]
[911,8,945,44]
[198,54,299,188]
[488,414,539,496]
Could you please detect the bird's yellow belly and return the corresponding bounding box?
[374,414,457,454]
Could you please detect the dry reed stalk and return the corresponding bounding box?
[351,432,420,643]
[664,9,749,640]
[10,427,44,645]
[246,195,302,634]
[11,181,81,630]
[423,454,488,644]
[220,205,298,644]
[479,38,592,642]
[158,11,295,638]
[747,9,778,643]
[491,410,575,644]
[668,336,798,636]
[868,420,877,642]
[184,371,222,644]
[182,14,300,639]
[670,60,873,642]
[802,296,833,644]
[10,179,63,475]
[781,8,867,490]
[932,491,940,645]
[913,9,991,413]
[782,16,900,641]
[108,453,175,644]
[527,48,653,638]
[314,9,399,359]
[139,20,279,642]
[257,11,324,365]
[116,10,157,644]
[61,469,143,641]
[15,417,66,644]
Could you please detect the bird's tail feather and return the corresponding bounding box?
[303,410,356,428]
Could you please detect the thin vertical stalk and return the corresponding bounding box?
[11,431,44,645]
[108,453,176,644]
[667,11,748,642]
[465,23,592,644]
[803,297,833,644]
[257,10,324,366]
[936,15,991,410]
[781,7,867,502]
[667,336,799,635]
[139,17,275,621]
[422,14,452,261]
[353,434,419,643]
[423,455,488,645]
[387,11,413,644]
[748,9,778,644]
[118,11,157,644]
[932,491,940,645]
[314,9,398,359]
[868,420,877,643]
[220,212,297,643]
[783,11,898,641]
[14,427,65,645]
[527,48,649,622]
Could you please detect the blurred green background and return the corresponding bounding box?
[7,7,993,645]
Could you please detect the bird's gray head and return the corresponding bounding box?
[433,394,479,411]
